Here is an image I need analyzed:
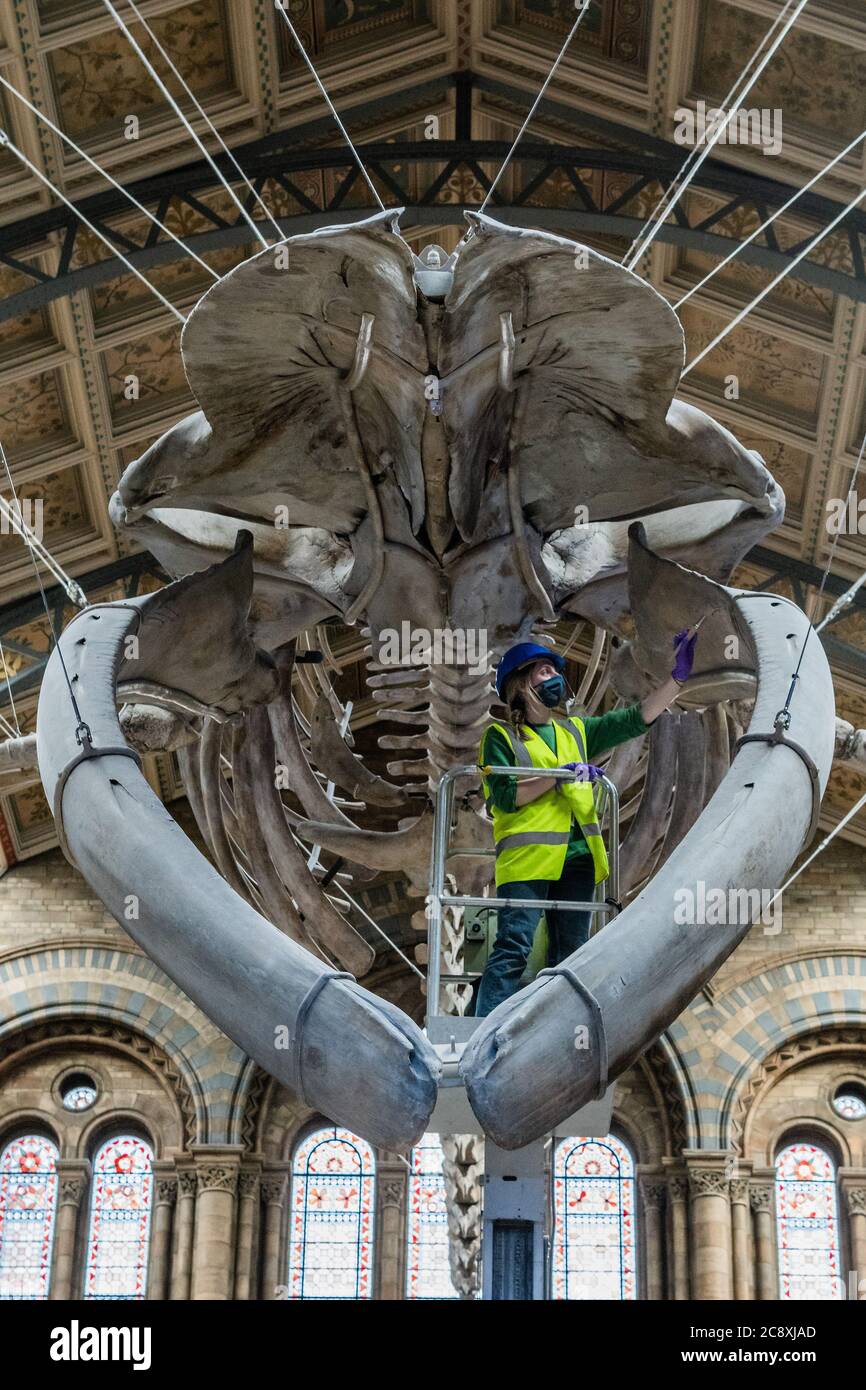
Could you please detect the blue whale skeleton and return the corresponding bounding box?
[36,210,835,1155]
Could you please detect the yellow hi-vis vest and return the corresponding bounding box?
[481,718,610,888]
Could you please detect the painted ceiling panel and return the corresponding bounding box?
[0,463,94,563]
[693,0,866,147]
[0,369,77,462]
[678,302,828,432]
[277,0,435,69]
[493,0,652,75]
[45,0,235,141]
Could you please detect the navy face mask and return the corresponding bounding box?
[535,674,566,708]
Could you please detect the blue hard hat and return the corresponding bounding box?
[495,643,565,699]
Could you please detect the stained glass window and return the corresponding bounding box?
[552,1134,637,1300]
[406,1132,457,1300]
[776,1141,843,1300]
[288,1125,375,1299]
[84,1134,153,1300]
[60,1072,97,1112]
[0,1134,60,1300]
[832,1089,866,1121]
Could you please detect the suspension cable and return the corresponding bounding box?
[0,496,87,607]
[682,177,866,377]
[623,0,810,272]
[625,0,801,272]
[121,0,284,242]
[479,0,596,214]
[102,0,270,249]
[0,72,219,281]
[0,129,187,324]
[625,0,800,268]
[675,122,866,309]
[273,1,385,212]
[625,0,804,271]
[816,564,866,633]
[0,635,22,737]
[763,782,866,917]
[772,430,866,729]
[0,441,90,742]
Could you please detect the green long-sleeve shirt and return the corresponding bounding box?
[479,704,650,863]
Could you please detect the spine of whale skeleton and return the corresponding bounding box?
[36,210,835,1152]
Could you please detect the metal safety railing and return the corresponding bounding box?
[426,764,620,1023]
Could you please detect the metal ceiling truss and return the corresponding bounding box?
[0,551,168,699]
[1,74,866,322]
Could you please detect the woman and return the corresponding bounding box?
[474,631,697,1017]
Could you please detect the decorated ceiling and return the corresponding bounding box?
[0,0,865,862]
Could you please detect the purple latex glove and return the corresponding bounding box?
[672,627,698,683]
[561,762,603,782]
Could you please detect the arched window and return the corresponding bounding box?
[775,1140,843,1300]
[0,1134,60,1300]
[406,1132,457,1300]
[288,1125,375,1300]
[84,1134,153,1300]
[552,1134,637,1300]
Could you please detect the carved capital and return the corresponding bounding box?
[177,1170,197,1200]
[688,1168,730,1200]
[381,1178,405,1208]
[639,1179,666,1211]
[846,1187,866,1216]
[750,1185,774,1214]
[730,1179,750,1205]
[58,1174,87,1207]
[238,1170,261,1201]
[261,1173,288,1205]
[156,1176,178,1206]
[195,1164,239,1196]
[668,1175,688,1203]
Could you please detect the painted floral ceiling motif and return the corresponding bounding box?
[678,303,828,432]
[694,0,866,146]
[0,371,75,461]
[277,0,433,69]
[0,465,93,563]
[494,0,652,75]
[673,193,837,332]
[46,0,234,141]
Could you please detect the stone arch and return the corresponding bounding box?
[731,1025,866,1160]
[259,1084,321,1163]
[236,1062,271,1152]
[642,1034,696,1153]
[0,1016,197,1153]
[0,1110,61,1152]
[664,951,866,1150]
[607,1057,674,1165]
[0,942,254,1144]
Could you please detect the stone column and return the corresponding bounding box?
[50,1161,90,1300]
[750,1173,778,1301]
[377,1164,408,1300]
[189,1146,243,1301]
[685,1154,733,1300]
[840,1180,866,1299]
[730,1178,754,1301]
[638,1176,666,1301]
[666,1172,690,1300]
[170,1167,197,1300]
[260,1169,288,1300]
[234,1166,262,1300]
[147,1170,177,1301]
